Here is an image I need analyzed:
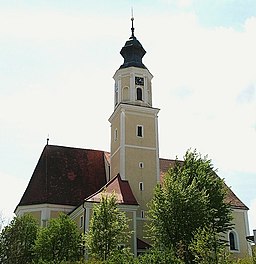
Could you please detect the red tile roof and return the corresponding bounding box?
[85,174,138,205]
[17,145,107,207]
[17,146,248,211]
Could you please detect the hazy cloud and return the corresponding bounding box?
[237,84,256,104]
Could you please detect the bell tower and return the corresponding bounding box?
[109,17,160,240]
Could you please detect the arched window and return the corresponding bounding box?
[114,83,118,106]
[136,88,143,101]
[115,89,118,105]
[229,230,239,251]
[122,87,129,101]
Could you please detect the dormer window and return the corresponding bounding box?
[136,88,143,101]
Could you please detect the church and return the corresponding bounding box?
[15,18,251,257]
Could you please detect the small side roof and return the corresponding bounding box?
[85,174,138,206]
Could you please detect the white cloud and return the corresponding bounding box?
[136,13,256,175]
[0,5,255,225]
[0,171,28,221]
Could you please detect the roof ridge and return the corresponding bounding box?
[45,144,109,153]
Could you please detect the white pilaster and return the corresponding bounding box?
[120,110,126,179]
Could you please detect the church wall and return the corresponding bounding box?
[110,109,121,179]
[125,113,157,148]
[110,149,120,179]
[125,147,157,210]
[121,76,130,90]
[226,209,251,257]
[146,80,152,105]
[50,210,63,219]
[110,113,120,154]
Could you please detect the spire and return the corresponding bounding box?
[131,8,135,38]
[119,14,147,69]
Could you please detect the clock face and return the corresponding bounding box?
[135,76,144,86]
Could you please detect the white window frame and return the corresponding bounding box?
[139,162,144,168]
[137,125,144,138]
[228,230,240,252]
[139,182,144,191]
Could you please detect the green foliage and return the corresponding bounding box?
[104,247,134,264]
[34,213,82,264]
[85,192,130,261]
[189,226,233,264]
[0,214,38,264]
[136,248,184,264]
[148,149,233,263]
[230,247,256,264]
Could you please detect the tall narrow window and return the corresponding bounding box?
[122,87,129,101]
[136,88,143,101]
[139,182,144,191]
[114,128,118,142]
[80,216,84,228]
[141,210,145,218]
[114,83,118,106]
[137,125,143,137]
[229,231,238,251]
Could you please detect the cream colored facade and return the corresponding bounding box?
[109,65,160,244]
[15,203,75,226]
[227,209,252,257]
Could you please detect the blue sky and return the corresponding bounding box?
[0,0,255,232]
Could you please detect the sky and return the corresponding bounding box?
[0,0,255,233]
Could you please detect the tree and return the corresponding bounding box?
[189,226,232,264]
[85,192,130,261]
[136,247,184,264]
[0,210,6,232]
[34,213,82,263]
[0,214,38,264]
[148,149,233,263]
